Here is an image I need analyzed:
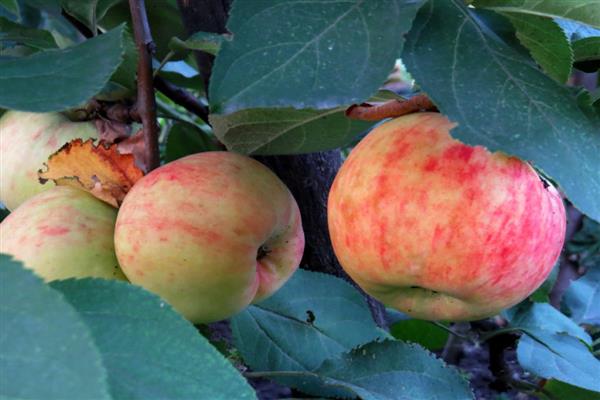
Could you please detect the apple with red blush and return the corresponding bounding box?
[328,112,566,321]
[1,186,126,281]
[114,152,305,323]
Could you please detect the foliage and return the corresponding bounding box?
[0,256,256,400]
[1,0,599,399]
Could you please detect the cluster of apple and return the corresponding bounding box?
[0,111,304,323]
[0,110,566,323]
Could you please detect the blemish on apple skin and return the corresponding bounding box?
[45,135,58,148]
[423,157,439,172]
[31,129,43,140]
[38,225,70,236]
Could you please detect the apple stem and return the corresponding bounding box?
[432,321,475,343]
[129,0,160,172]
[345,93,438,121]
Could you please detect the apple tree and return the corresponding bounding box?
[0,1,599,399]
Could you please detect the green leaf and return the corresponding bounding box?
[506,13,573,83]
[390,319,449,351]
[567,216,600,269]
[0,255,110,400]
[563,266,600,325]
[100,0,186,60]
[403,0,600,222]
[505,302,600,391]
[94,25,137,101]
[542,379,600,400]
[518,333,600,392]
[0,206,9,222]
[0,16,57,50]
[51,278,257,400]
[0,24,125,112]
[231,269,385,389]
[61,0,121,31]
[0,0,19,16]
[209,0,425,114]
[169,31,228,56]
[157,59,202,91]
[506,302,590,342]
[164,122,219,162]
[573,36,600,72]
[19,0,82,45]
[573,36,600,61]
[21,0,61,14]
[471,9,532,58]
[306,341,474,399]
[210,106,373,155]
[474,0,600,29]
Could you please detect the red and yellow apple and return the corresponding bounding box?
[0,186,126,281]
[114,152,305,323]
[0,111,97,210]
[328,112,566,321]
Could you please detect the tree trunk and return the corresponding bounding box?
[176,0,231,91]
[256,152,388,327]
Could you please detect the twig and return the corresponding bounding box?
[479,327,524,342]
[243,371,319,379]
[154,76,210,124]
[153,50,176,78]
[487,330,519,392]
[61,10,96,38]
[549,205,584,308]
[431,321,475,343]
[129,0,160,171]
[345,94,437,121]
[441,322,470,364]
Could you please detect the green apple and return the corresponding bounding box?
[0,111,97,210]
[1,186,126,281]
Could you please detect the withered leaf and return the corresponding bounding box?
[39,139,144,207]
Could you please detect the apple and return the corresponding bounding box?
[114,152,305,323]
[0,111,97,211]
[0,186,126,281]
[328,112,566,321]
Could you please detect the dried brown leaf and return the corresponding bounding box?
[39,139,144,207]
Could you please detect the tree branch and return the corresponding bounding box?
[129,0,160,171]
[345,94,437,121]
[154,76,210,124]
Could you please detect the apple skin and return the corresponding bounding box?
[114,152,305,323]
[0,111,97,211]
[328,113,566,321]
[0,186,126,281]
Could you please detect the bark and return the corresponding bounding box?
[254,152,343,275]
[129,0,160,171]
[255,152,388,328]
